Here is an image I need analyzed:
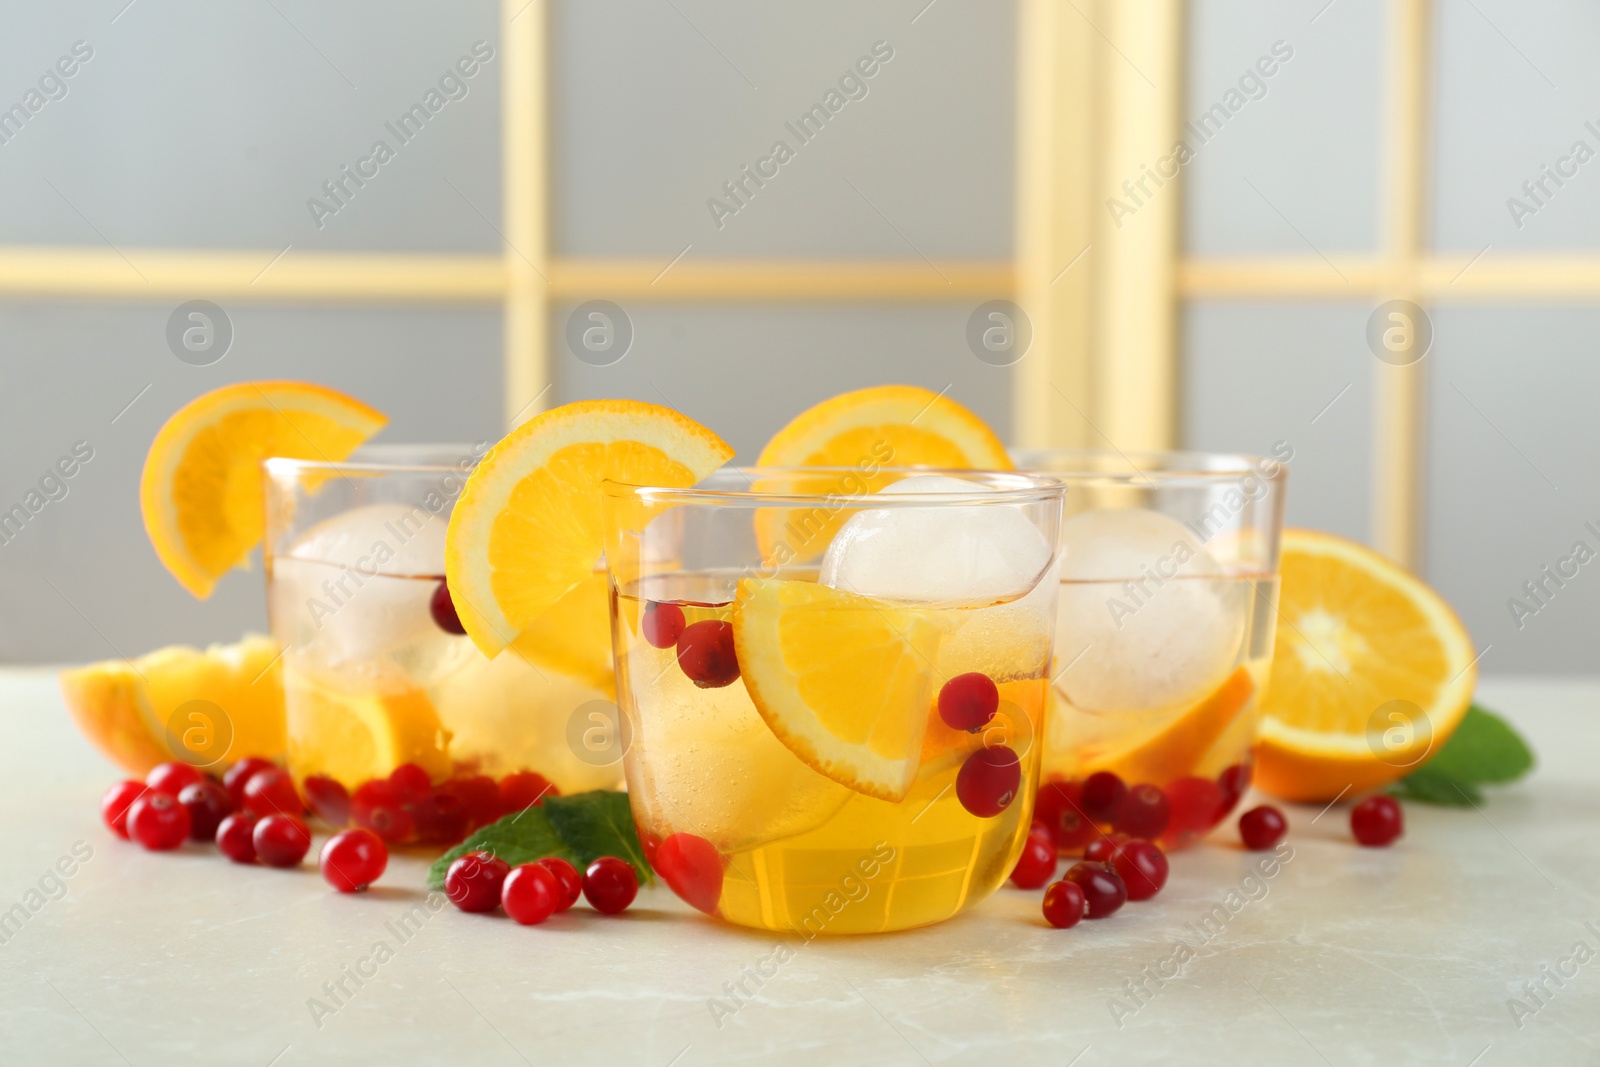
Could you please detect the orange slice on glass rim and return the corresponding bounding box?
[140,381,386,598]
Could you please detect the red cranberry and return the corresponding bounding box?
[498,771,557,817]
[1239,805,1288,851]
[676,620,740,688]
[178,779,232,841]
[1043,879,1087,928]
[937,672,999,732]
[448,775,501,830]
[253,814,312,867]
[352,779,414,844]
[1009,830,1057,890]
[1218,760,1253,811]
[1110,839,1169,901]
[320,828,387,892]
[538,857,582,912]
[446,851,510,912]
[302,775,351,827]
[1114,783,1171,840]
[430,579,467,635]
[216,812,258,863]
[127,791,190,851]
[410,792,464,844]
[1034,780,1097,852]
[223,757,276,807]
[145,761,203,796]
[653,832,724,914]
[582,856,639,914]
[1163,776,1225,846]
[243,769,302,818]
[1351,795,1403,847]
[101,780,147,840]
[388,763,433,805]
[957,745,1021,818]
[642,602,686,649]
[1084,833,1127,863]
[1064,861,1127,918]
[1079,771,1127,823]
[501,863,561,925]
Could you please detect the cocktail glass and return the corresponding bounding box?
[1011,450,1286,851]
[603,467,1065,933]
[263,445,621,844]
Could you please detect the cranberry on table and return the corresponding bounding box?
[127,791,191,851]
[582,856,639,914]
[178,779,233,841]
[320,828,388,892]
[145,760,203,797]
[101,780,148,840]
[502,863,561,925]
[446,851,511,913]
[538,857,582,912]
[676,620,740,688]
[302,775,351,827]
[1238,805,1288,851]
[223,757,276,807]
[642,602,686,650]
[1042,879,1088,929]
[253,814,312,867]
[653,832,724,915]
[1009,829,1057,890]
[1083,833,1127,864]
[1110,839,1169,902]
[1034,780,1097,852]
[938,672,1000,732]
[216,813,259,863]
[956,745,1021,818]
[430,579,467,635]
[243,769,302,818]
[1079,771,1127,824]
[1064,861,1127,919]
[1351,795,1404,847]
[1114,783,1172,840]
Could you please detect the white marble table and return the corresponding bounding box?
[1,670,1596,1066]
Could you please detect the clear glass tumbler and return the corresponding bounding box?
[603,467,1065,934]
[1010,450,1286,851]
[263,444,621,845]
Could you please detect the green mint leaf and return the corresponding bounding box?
[426,804,575,891]
[1420,704,1535,784]
[1389,769,1481,807]
[543,790,654,883]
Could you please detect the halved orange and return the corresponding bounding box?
[1087,666,1257,783]
[140,381,386,598]
[444,400,734,660]
[1254,529,1478,802]
[754,385,1012,564]
[59,634,285,774]
[732,577,942,801]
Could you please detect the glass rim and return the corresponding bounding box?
[602,466,1066,507]
[263,443,485,478]
[1009,448,1284,486]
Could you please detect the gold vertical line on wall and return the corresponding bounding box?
[1093,0,1183,452]
[1014,0,1097,450]
[502,0,549,430]
[1372,0,1431,569]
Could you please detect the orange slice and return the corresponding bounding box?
[1086,667,1256,783]
[1254,529,1478,802]
[140,381,386,598]
[284,666,449,788]
[754,385,1012,564]
[59,634,285,774]
[444,400,733,659]
[732,577,942,801]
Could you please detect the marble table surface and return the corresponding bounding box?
[1,669,1596,1067]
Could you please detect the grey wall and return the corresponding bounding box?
[3,0,1597,673]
